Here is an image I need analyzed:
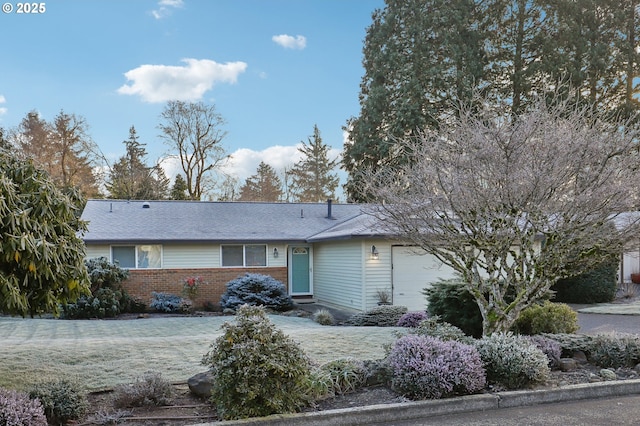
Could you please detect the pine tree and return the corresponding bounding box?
[238,162,283,202]
[170,174,189,200]
[106,126,168,200]
[289,125,339,202]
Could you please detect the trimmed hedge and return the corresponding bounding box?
[552,258,618,304]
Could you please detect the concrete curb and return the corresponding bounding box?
[192,379,640,426]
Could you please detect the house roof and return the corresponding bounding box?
[81,199,377,244]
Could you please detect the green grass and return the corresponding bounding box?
[0,315,400,391]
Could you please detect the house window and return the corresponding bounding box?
[111,245,162,269]
[221,245,267,267]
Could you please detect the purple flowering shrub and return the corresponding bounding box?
[0,388,47,426]
[387,335,486,399]
[396,311,429,328]
[525,335,562,369]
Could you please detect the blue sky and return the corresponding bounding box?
[0,0,384,197]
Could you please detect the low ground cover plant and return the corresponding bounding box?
[220,273,293,311]
[345,305,408,326]
[312,309,335,325]
[387,334,486,399]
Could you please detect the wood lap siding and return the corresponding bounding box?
[313,241,364,311]
[163,244,219,268]
[364,241,392,310]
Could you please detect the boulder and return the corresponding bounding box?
[188,371,214,398]
[558,358,577,372]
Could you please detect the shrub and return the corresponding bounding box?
[552,257,618,304]
[60,288,122,319]
[0,388,47,426]
[424,277,483,338]
[513,301,579,335]
[150,292,191,313]
[113,372,173,408]
[84,257,129,293]
[525,335,562,369]
[312,309,335,326]
[28,380,87,426]
[60,257,139,318]
[345,305,408,326]
[412,316,475,345]
[387,335,486,399]
[589,334,640,368]
[202,305,313,420]
[475,332,550,389]
[220,273,293,312]
[396,311,429,328]
[318,358,367,395]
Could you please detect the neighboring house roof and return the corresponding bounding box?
[81,199,376,244]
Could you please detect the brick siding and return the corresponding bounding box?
[123,267,288,309]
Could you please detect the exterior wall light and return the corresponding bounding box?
[371,245,379,260]
[273,247,279,258]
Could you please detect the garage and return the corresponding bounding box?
[391,246,457,311]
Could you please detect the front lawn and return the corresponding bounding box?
[0,315,399,391]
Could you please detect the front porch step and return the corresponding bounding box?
[292,296,316,304]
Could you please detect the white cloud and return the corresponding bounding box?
[151,0,184,19]
[220,145,304,181]
[0,95,6,115]
[272,34,307,50]
[117,58,247,103]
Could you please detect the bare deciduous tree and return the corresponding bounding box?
[362,97,640,335]
[158,101,230,200]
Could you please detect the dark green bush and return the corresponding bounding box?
[512,301,579,335]
[345,305,408,326]
[552,257,618,304]
[202,305,314,420]
[29,380,88,426]
[589,334,640,368]
[424,277,483,338]
[60,257,141,318]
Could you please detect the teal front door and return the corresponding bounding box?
[290,246,311,294]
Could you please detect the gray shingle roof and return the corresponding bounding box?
[81,199,370,244]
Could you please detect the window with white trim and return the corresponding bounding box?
[221,244,267,267]
[111,245,162,269]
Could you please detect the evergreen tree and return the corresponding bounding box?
[344,0,640,201]
[238,162,283,202]
[106,126,168,200]
[289,125,339,202]
[170,174,189,200]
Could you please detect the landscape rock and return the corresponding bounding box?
[572,351,588,364]
[188,371,214,398]
[559,358,577,372]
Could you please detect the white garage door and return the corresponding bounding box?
[392,246,456,311]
